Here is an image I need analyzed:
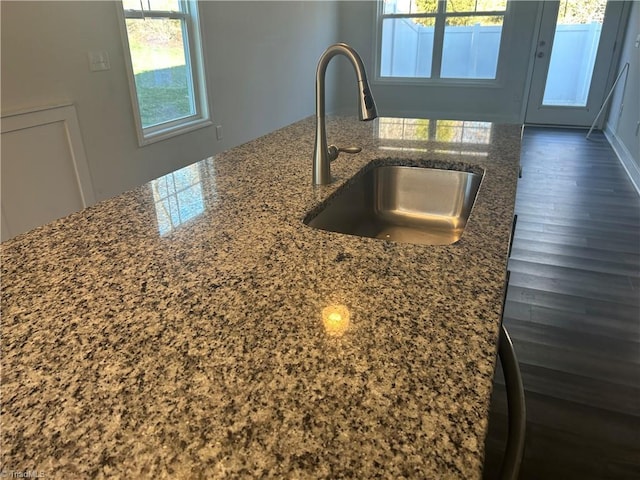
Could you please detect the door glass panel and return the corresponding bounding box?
[542,0,607,106]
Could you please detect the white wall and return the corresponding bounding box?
[200,1,339,151]
[332,1,541,123]
[1,1,339,202]
[604,0,640,192]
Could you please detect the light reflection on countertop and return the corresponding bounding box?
[377,117,492,144]
[376,118,493,157]
[321,304,351,337]
[0,115,521,479]
[151,160,212,235]
[379,146,489,157]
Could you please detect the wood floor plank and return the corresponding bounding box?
[507,258,639,290]
[486,390,640,480]
[513,228,640,254]
[507,212,640,234]
[508,271,639,306]
[505,337,639,387]
[514,219,640,245]
[510,241,640,268]
[506,284,640,321]
[514,205,640,226]
[482,127,640,480]
[505,299,640,342]
[502,316,640,365]
[509,248,639,277]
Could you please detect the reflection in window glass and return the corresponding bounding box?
[152,163,205,235]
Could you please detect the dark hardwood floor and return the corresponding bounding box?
[483,128,640,480]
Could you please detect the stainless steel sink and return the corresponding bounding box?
[304,165,483,245]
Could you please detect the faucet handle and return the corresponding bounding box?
[328,145,362,161]
[338,146,362,154]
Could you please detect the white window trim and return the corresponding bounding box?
[373,0,511,86]
[116,1,211,146]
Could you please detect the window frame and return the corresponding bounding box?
[116,0,211,146]
[374,0,511,85]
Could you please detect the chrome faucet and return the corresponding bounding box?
[313,43,378,185]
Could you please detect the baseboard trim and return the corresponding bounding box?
[604,126,640,196]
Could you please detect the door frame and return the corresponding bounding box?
[524,0,631,127]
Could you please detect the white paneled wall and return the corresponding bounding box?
[1,1,340,209]
[1,104,96,241]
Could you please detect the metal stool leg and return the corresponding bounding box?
[498,324,526,480]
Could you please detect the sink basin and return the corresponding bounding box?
[304,164,483,245]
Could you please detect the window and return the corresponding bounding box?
[118,0,210,145]
[378,0,508,80]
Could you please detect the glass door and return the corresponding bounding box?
[525,0,628,126]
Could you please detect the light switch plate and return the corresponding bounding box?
[88,51,110,72]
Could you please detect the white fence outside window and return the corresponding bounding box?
[381,20,602,104]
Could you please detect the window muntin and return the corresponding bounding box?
[378,0,508,81]
[119,0,210,145]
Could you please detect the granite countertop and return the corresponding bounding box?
[1,116,521,478]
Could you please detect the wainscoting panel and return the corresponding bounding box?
[1,104,95,242]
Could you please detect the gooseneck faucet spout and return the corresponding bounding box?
[313,43,378,185]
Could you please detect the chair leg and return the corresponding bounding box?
[498,324,526,480]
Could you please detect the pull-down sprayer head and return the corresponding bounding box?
[357,79,378,122]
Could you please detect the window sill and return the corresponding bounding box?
[138,117,213,147]
[373,76,504,88]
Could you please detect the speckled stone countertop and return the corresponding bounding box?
[1,116,520,478]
